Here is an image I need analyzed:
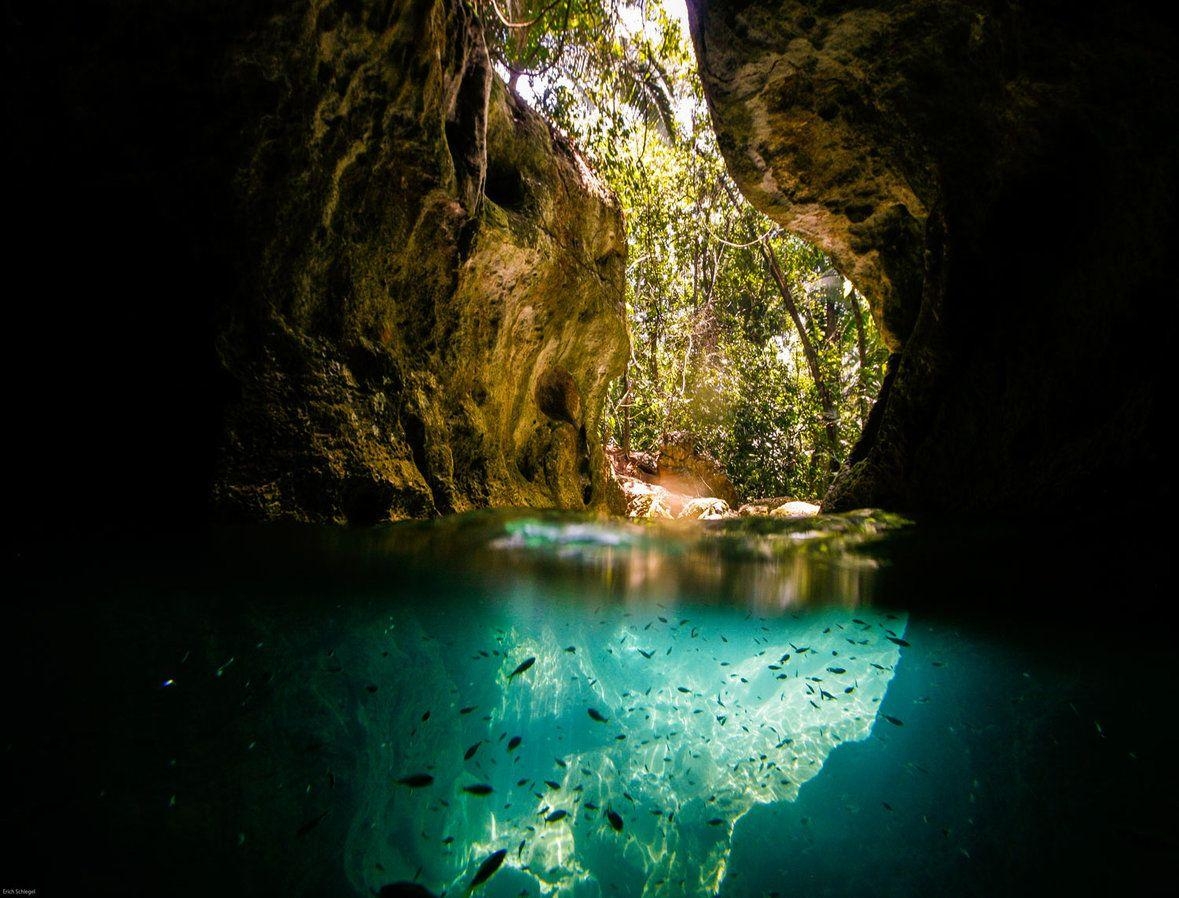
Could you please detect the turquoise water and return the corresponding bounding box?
[4,511,1175,896]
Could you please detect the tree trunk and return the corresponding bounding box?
[719,175,841,470]
[621,367,632,456]
[849,288,870,425]
[760,242,841,470]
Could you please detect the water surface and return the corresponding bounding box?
[4,510,1174,896]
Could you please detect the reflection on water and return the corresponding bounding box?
[356,508,909,613]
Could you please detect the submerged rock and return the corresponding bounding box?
[341,605,908,897]
[687,0,1177,515]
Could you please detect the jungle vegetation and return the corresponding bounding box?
[479,0,888,500]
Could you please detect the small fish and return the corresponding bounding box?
[544,809,568,822]
[587,708,608,723]
[852,618,867,625]
[296,809,329,837]
[396,774,434,788]
[887,636,911,648]
[564,646,577,653]
[789,643,810,654]
[465,742,482,761]
[516,778,529,787]
[554,758,567,768]
[462,784,494,796]
[517,839,526,857]
[507,657,536,680]
[827,667,847,674]
[421,711,431,722]
[606,809,623,831]
[584,801,599,811]
[442,836,455,844]
[460,706,477,715]
[507,736,522,751]
[677,686,691,694]
[882,802,893,812]
[638,649,654,659]
[883,715,904,727]
[707,818,724,827]
[468,848,507,891]
[544,780,561,790]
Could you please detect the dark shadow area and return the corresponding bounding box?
[3,1,285,533]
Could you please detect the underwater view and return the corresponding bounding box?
[4,510,1176,896]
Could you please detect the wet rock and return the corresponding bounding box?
[655,432,740,509]
[770,500,820,519]
[679,497,733,520]
[687,0,1177,515]
[630,491,675,520]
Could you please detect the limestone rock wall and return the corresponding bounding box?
[212,0,629,521]
[5,0,627,526]
[687,0,1177,514]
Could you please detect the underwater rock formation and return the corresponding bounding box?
[687,0,1177,514]
[341,595,905,898]
[6,0,627,526]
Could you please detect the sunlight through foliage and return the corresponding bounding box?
[478,0,889,501]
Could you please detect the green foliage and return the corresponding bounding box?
[479,0,888,502]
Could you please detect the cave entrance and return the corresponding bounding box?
[481,0,888,515]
